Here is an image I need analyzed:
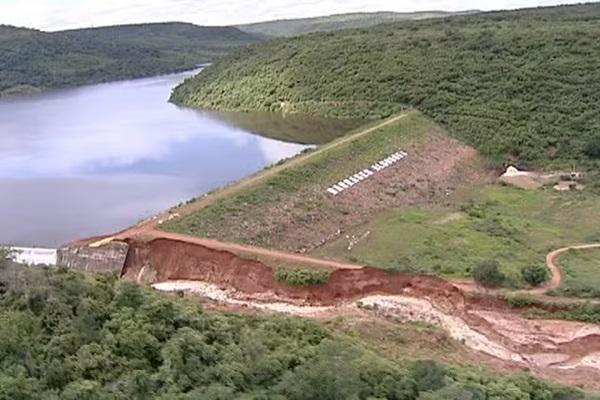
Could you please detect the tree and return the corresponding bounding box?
[473,260,505,288]
[0,248,12,270]
[0,249,10,295]
[583,136,600,159]
[411,360,446,392]
[276,340,365,400]
[61,380,109,400]
[521,265,549,287]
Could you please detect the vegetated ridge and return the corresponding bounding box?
[0,23,259,95]
[172,3,600,167]
[236,10,479,37]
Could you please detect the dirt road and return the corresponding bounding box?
[125,229,365,270]
[532,243,600,294]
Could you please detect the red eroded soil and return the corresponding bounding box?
[120,236,600,389]
[122,237,463,306]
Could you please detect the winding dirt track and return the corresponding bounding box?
[532,243,600,294]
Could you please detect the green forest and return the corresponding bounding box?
[0,252,593,399]
[172,3,600,167]
[236,11,477,37]
[0,23,259,95]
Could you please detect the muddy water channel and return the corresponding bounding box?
[0,70,362,246]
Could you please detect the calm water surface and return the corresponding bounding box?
[0,70,354,247]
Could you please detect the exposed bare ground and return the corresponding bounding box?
[128,229,365,271]
[110,234,600,389]
[151,278,600,389]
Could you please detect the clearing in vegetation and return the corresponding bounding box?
[553,247,600,298]
[314,184,600,287]
[172,3,600,170]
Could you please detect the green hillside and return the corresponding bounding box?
[0,254,592,399]
[0,23,259,95]
[172,3,600,167]
[237,10,479,37]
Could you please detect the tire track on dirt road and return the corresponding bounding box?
[532,243,600,295]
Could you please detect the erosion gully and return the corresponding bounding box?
[97,235,600,390]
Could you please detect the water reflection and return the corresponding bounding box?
[210,110,365,145]
[0,70,312,246]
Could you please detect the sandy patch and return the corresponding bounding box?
[472,310,600,348]
[357,295,524,363]
[153,280,333,316]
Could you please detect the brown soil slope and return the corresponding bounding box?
[177,132,487,254]
[123,236,600,389]
[122,237,460,304]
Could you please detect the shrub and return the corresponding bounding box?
[473,260,505,288]
[521,265,549,287]
[583,136,600,159]
[274,267,331,286]
[0,248,10,270]
[505,293,541,308]
[411,360,446,392]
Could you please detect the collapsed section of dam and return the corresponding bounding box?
[60,235,462,306]
[56,235,600,390]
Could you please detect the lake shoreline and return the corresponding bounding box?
[0,70,312,247]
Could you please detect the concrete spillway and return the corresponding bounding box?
[57,241,128,274]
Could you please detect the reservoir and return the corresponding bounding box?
[0,70,359,247]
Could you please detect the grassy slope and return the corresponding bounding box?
[165,108,600,287]
[236,11,479,37]
[555,248,600,298]
[1,261,592,398]
[162,111,425,244]
[0,23,259,94]
[315,184,600,287]
[172,3,600,167]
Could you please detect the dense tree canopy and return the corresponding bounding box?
[0,262,591,399]
[0,23,259,95]
[172,3,600,167]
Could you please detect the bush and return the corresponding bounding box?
[274,267,331,286]
[505,293,541,308]
[583,136,600,159]
[0,249,9,270]
[473,260,505,288]
[521,265,549,287]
